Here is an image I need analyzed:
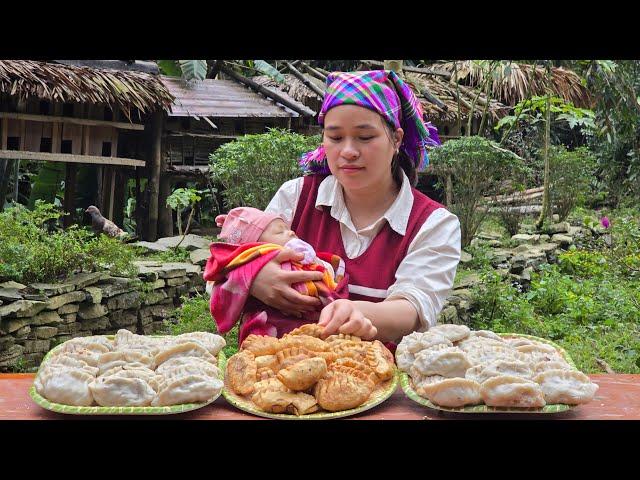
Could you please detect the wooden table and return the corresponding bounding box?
[1,374,638,420]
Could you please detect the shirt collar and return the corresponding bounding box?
[315,172,414,236]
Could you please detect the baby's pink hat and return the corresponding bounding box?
[215,207,284,244]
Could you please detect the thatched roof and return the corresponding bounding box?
[253,66,511,123]
[435,61,593,109]
[0,60,174,120]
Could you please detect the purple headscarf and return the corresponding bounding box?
[299,70,441,175]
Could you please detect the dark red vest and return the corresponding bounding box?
[291,175,444,302]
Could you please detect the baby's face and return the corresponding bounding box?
[259,218,297,245]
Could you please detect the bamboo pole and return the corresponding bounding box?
[283,61,325,98]
[361,60,451,79]
[219,65,311,116]
[299,62,327,82]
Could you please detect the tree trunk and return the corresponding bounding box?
[536,91,552,229]
[146,111,163,241]
[0,159,13,211]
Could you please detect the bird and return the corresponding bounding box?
[85,205,127,238]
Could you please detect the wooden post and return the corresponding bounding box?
[108,168,116,220]
[63,163,77,228]
[146,111,163,241]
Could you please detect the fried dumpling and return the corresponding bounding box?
[97,350,155,375]
[151,374,223,406]
[287,324,325,338]
[89,376,157,406]
[315,370,373,412]
[330,340,369,361]
[465,360,533,384]
[275,347,313,371]
[533,369,598,404]
[225,350,258,395]
[480,375,546,408]
[278,334,328,352]
[241,334,280,356]
[416,377,483,408]
[277,357,327,391]
[252,377,291,395]
[411,346,471,378]
[172,332,226,356]
[257,367,276,380]
[255,354,279,371]
[365,341,395,381]
[154,342,216,366]
[35,368,95,406]
[251,389,318,415]
[324,333,362,344]
[429,324,471,342]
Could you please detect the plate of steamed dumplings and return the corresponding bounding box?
[30,329,226,414]
[397,324,599,413]
[221,324,399,419]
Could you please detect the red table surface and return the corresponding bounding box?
[1,373,638,420]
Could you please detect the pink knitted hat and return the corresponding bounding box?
[215,207,284,244]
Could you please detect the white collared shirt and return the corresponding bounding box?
[265,172,462,330]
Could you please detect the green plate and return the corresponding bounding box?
[400,333,577,414]
[220,354,399,420]
[29,335,225,415]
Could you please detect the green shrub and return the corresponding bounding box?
[429,136,530,247]
[210,128,321,210]
[549,146,597,221]
[162,294,239,358]
[0,201,137,284]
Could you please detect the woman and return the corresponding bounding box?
[251,70,461,344]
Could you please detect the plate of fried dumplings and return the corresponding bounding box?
[30,329,226,415]
[221,324,399,419]
[397,325,600,414]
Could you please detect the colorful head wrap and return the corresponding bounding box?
[299,70,441,175]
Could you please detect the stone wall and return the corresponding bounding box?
[435,221,599,326]
[0,261,205,371]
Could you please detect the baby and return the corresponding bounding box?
[206,207,337,294]
[203,207,348,344]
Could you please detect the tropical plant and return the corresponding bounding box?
[166,187,202,237]
[548,146,597,221]
[429,136,530,247]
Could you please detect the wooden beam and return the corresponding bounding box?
[1,118,7,150]
[63,163,77,228]
[165,132,238,139]
[283,61,325,98]
[360,60,452,79]
[146,111,163,241]
[0,112,145,131]
[0,150,146,167]
[420,88,448,111]
[298,62,327,82]
[219,64,312,117]
[108,168,116,220]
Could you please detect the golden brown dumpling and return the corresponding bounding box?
[241,334,280,356]
[286,324,325,338]
[275,347,313,371]
[226,350,258,395]
[315,370,373,412]
[252,390,318,415]
[277,357,327,391]
[278,334,328,352]
[365,341,395,381]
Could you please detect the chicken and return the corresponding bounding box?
[85,205,126,238]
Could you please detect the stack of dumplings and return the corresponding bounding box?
[397,324,599,409]
[224,324,397,416]
[34,329,226,408]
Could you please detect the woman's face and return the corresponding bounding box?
[323,105,403,192]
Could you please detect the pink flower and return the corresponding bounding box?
[600,216,610,229]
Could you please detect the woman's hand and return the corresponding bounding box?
[318,299,378,340]
[249,248,323,316]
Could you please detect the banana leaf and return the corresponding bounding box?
[253,60,285,83]
[178,60,208,82]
